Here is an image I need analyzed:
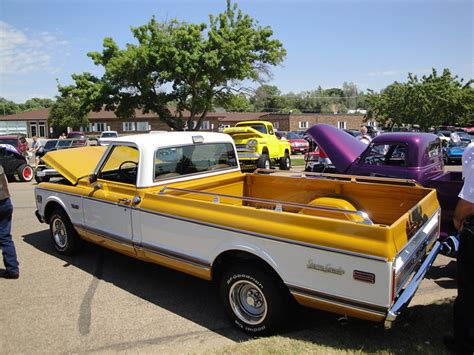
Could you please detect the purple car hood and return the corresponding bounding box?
[306,124,367,172]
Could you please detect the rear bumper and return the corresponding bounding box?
[384,240,441,329]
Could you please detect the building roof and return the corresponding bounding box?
[0,108,50,121]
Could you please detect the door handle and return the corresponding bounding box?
[117,198,131,204]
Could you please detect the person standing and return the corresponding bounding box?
[0,164,20,279]
[446,142,474,353]
[30,136,44,167]
[357,126,372,145]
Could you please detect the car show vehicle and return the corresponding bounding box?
[276,131,310,154]
[306,124,463,236]
[0,144,34,182]
[444,140,468,165]
[98,130,119,146]
[34,131,442,335]
[224,121,291,170]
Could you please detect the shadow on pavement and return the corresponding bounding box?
[426,259,457,289]
[22,229,249,343]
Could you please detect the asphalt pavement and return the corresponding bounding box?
[0,166,459,353]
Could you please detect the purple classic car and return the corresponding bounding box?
[306,124,463,236]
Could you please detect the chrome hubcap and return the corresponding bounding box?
[265,160,270,169]
[229,280,267,325]
[52,218,67,248]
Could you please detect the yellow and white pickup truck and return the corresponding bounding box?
[34,132,441,335]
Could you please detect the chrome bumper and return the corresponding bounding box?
[237,152,261,160]
[384,240,441,329]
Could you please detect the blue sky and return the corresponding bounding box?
[1,0,472,103]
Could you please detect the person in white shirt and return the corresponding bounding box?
[357,126,372,145]
[445,142,474,353]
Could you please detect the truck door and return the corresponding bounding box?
[82,144,139,256]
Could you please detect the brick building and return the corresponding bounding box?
[0,108,374,137]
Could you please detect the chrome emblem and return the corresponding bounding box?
[307,260,345,275]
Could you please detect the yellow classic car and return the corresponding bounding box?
[224,121,292,170]
[34,132,441,335]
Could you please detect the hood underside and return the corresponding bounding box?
[42,146,107,185]
[306,124,368,172]
[223,126,266,139]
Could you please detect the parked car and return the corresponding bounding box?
[0,134,28,154]
[0,144,34,182]
[224,121,291,170]
[444,140,469,165]
[276,131,310,154]
[306,124,463,236]
[98,130,119,146]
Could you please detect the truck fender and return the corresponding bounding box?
[210,241,283,281]
[43,196,69,223]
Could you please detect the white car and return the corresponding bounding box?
[98,131,118,146]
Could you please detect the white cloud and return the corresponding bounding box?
[0,21,69,75]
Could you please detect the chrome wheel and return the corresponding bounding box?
[229,280,267,325]
[52,217,67,248]
[264,160,271,169]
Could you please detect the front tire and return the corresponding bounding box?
[279,153,291,170]
[17,164,33,182]
[257,154,271,169]
[219,264,289,335]
[49,209,82,255]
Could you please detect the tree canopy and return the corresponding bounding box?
[365,68,473,130]
[58,0,286,130]
[0,97,54,116]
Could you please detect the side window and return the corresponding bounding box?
[426,141,441,163]
[154,143,237,180]
[98,145,139,184]
[362,143,407,166]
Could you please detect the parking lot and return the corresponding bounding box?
[0,167,460,353]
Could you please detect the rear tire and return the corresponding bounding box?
[219,263,289,335]
[49,209,82,255]
[257,154,271,169]
[279,153,291,170]
[17,164,33,182]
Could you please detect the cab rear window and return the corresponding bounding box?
[154,143,237,180]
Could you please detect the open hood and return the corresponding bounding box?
[306,124,367,173]
[42,146,107,185]
[223,126,266,139]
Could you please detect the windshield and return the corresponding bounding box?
[57,140,73,148]
[239,124,267,134]
[44,140,58,149]
[287,132,301,139]
[101,132,117,138]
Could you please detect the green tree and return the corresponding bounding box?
[20,98,55,112]
[365,69,473,130]
[217,93,254,112]
[0,97,20,115]
[48,95,89,131]
[251,84,282,112]
[60,1,286,130]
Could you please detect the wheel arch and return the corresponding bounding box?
[211,248,285,286]
[261,146,269,156]
[43,198,68,224]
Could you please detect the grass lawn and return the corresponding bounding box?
[210,297,454,354]
[291,157,306,166]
